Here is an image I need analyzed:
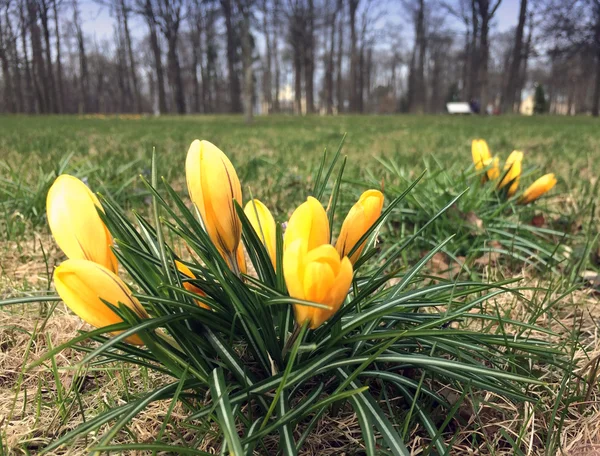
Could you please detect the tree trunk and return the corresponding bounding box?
[477,0,490,115]
[502,0,526,113]
[28,0,48,113]
[469,0,478,100]
[348,0,359,111]
[238,0,253,122]
[73,1,90,113]
[336,0,343,113]
[272,0,280,112]
[146,11,167,113]
[593,53,600,117]
[52,0,64,112]
[221,0,242,112]
[593,5,600,117]
[325,3,337,115]
[40,0,57,112]
[261,0,272,112]
[304,0,315,113]
[191,17,201,113]
[19,0,35,113]
[4,8,23,112]
[167,34,186,114]
[294,41,302,114]
[120,0,141,112]
[0,16,16,113]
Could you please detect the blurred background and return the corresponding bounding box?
[0,0,598,119]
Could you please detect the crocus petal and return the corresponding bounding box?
[472,139,491,171]
[519,173,557,204]
[54,259,148,344]
[498,151,523,196]
[186,140,242,256]
[47,174,117,273]
[336,190,384,264]
[175,260,208,309]
[244,199,277,267]
[284,196,329,252]
[285,242,353,330]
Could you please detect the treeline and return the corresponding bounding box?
[0,0,599,118]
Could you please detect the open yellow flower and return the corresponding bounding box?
[336,190,384,264]
[519,173,557,205]
[472,139,491,171]
[175,261,208,309]
[498,150,523,197]
[284,241,353,329]
[54,259,149,345]
[186,140,243,262]
[244,199,277,267]
[284,196,329,252]
[47,174,117,273]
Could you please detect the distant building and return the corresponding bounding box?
[520,91,534,116]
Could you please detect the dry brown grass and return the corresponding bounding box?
[3,231,600,455]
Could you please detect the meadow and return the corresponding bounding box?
[1,114,600,455]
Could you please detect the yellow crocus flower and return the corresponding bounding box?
[498,150,523,197]
[335,190,384,264]
[185,140,243,263]
[484,156,500,181]
[46,174,118,273]
[472,139,491,171]
[244,199,277,267]
[284,196,330,252]
[519,173,557,205]
[175,260,208,309]
[54,259,149,345]
[284,241,353,329]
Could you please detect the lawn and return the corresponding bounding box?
[1,114,599,455]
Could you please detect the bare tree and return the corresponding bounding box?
[221,0,242,112]
[501,0,527,112]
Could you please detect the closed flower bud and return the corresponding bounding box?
[175,261,208,309]
[54,259,149,345]
[336,190,384,264]
[284,241,353,329]
[472,139,491,171]
[47,174,118,273]
[483,157,500,181]
[519,173,557,205]
[498,150,523,197]
[284,196,329,252]
[186,140,243,257]
[244,199,277,267]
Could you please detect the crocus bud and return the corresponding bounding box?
[175,261,208,309]
[244,199,277,267]
[471,139,491,171]
[185,140,242,257]
[284,241,353,329]
[498,151,523,197]
[483,156,500,181]
[54,259,148,344]
[519,173,557,205]
[335,190,384,264]
[46,174,117,273]
[284,196,329,252]
[236,242,247,275]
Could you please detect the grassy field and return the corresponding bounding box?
[1,114,600,455]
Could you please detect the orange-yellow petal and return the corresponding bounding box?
[284,196,329,253]
[47,174,117,273]
[519,173,557,205]
[54,259,147,344]
[244,199,277,267]
[335,190,384,264]
[186,140,242,256]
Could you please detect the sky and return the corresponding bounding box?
[79,0,525,44]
